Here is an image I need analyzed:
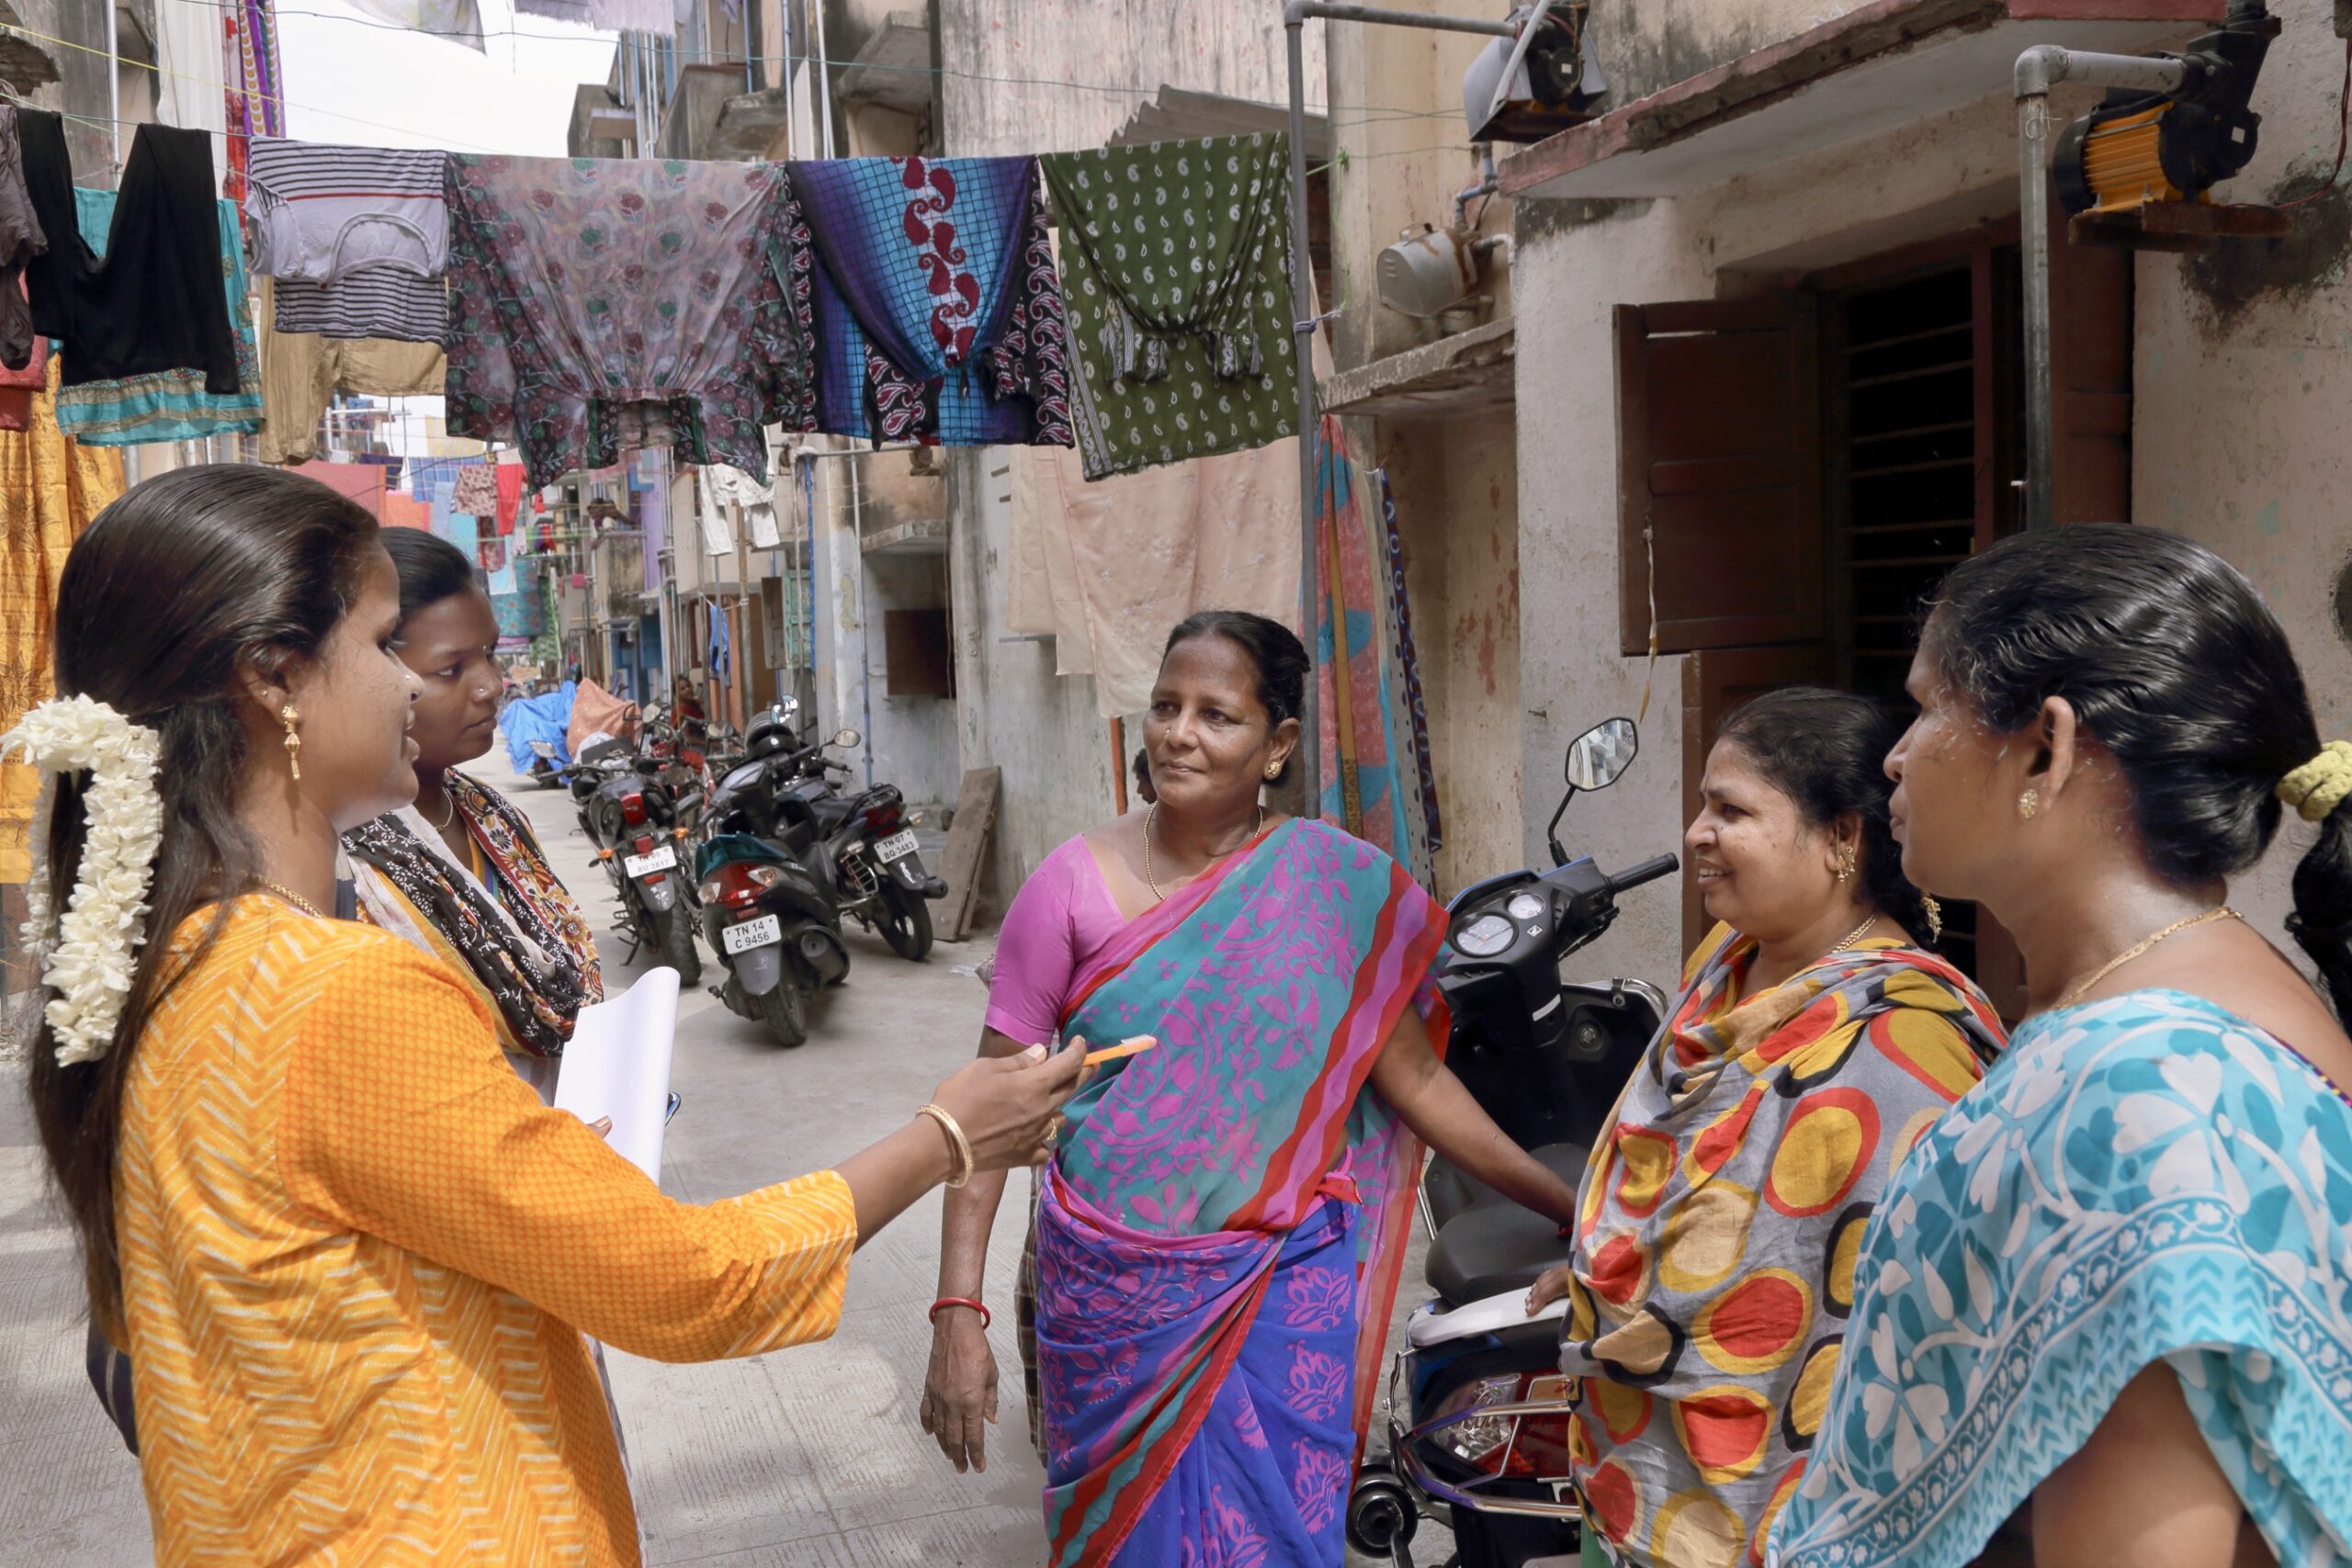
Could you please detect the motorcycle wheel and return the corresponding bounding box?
[658,906,702,985]
[1345,1465,1419,1559]
[753,978,809,1048]
[877,885,933,963]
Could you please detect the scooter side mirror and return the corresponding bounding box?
[1565,717,1638,792]
[831,728,862,750]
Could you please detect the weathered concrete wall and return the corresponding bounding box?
[1323,0,1514,370]
[2132,0,2352,941]
[1581,0,1874,106]
[935,0,1322,907]
[1513,4,2352,990]
[859,551,960,809]
[938,0,1320,153]
[1378,414,1523,898]
[1511,82,2103,992]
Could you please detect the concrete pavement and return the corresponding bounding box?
[0,761,1455,1566]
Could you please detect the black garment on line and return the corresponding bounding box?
[18,111,240,394]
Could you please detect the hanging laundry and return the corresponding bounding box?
[20,113,241,393]
[512,0,672,34]
[255,276,444,464]
[342,0,485,50]
[479,532,506,571]
[0,331,47,433]
[450,459,499,515]
[380,491,431,530]
[1374,469,1442,859]
[1004,438,1298,720]
[0,110,46,372]
[223,0,287,205]
[786,156,1071,447]
[51,187,262,446]
[696,469,733,557]
[1040,134,1297,482]
[0,356,125,882]
[248,140,449,344]
[699,463,778,554]
[494,459,523,535]
[153,0,230,193]
[442,155,816,489]
[1310,417,1432,886]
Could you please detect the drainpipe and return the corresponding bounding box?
[1283,0,1516,819]
[2014,44,2186,528]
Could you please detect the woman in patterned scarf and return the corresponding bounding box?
[343,526,601,1101]
[1525,688,2006,1568]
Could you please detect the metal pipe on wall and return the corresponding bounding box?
[1283,1,1517,819]
[2013,44,2185,528]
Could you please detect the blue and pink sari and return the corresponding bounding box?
[1034,817,1446,1567]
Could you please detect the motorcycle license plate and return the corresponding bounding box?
[722,915,782,954]
[876,830,919,864]
[624,845,677,877]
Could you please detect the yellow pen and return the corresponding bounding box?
[1082,1034,1159,1067]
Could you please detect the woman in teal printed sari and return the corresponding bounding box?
[1767,525,2352,1568]
[922,611,1585,1566]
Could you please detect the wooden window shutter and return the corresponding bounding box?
[1616,296,1824,657]
[2051,230,2132,525]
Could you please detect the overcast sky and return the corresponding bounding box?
[277,0,616,156]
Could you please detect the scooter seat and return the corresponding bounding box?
[1426,1199,1572,1308]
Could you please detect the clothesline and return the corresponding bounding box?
[143,0,1459,131]
[2,20,519,155]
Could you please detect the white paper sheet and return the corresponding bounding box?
[552,967,682,1185]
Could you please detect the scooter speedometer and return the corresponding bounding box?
[1454,912,1515,957]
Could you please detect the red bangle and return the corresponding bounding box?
[929,1296,990,1328]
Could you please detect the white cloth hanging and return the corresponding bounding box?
[153,0,229,190]
[1006,439,1301,719]
[340,0,487,50]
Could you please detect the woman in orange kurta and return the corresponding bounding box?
[16,466,1089,1566]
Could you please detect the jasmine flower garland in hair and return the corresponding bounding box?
[2,695,164,1066]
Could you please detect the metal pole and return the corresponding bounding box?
[1284,9,1321,819]
[2014,44,2186,528]
[1282,1,1519,820]
[104,0,119,175]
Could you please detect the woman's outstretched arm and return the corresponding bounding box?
[1370,1008,1581,1229]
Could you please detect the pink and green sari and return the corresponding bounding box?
[1035,817,1446,1567]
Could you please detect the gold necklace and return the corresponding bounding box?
[1144,802,1264,904]
[258,880,326,919]
[2055,907,2238,1010]
[1826,913,1881,956]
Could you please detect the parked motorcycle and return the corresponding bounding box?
[693,705,859,1047]
[1350,716,1676,1568]
[784,758,948,964]
[570,733,703,985]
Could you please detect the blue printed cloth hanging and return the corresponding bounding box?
[785,156,1072,447]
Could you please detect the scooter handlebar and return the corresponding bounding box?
[1605,853,1679,897]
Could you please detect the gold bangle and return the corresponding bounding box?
[916,1103,974,1189]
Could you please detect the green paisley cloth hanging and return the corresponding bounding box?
[1041,133,1297,481]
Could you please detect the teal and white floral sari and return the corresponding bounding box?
[1769,989,2352,1568]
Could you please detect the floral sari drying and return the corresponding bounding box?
[1035,818,1446,1568]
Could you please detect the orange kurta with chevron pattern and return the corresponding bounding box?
[115,897,859,1565]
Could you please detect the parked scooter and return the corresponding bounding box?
[782,758,949,964]
[693,705,858,1047]
[1350,717,1676,1568]
[570,733,703,985]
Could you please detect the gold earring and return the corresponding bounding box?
[2018,787,2040,821]
[1834,843,1857,884]
[1922,895,1944,943]
[280,703,302,782]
